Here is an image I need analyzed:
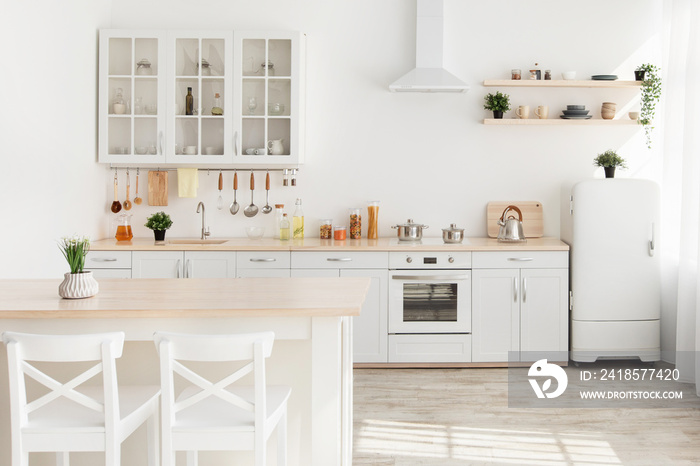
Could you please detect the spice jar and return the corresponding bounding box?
[320,219,333,239]
[544,69,552,80]
[349,208,361,239]
[334,226,347,241]
[511,69,521,80]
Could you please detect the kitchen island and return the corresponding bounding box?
[0,277,371,466]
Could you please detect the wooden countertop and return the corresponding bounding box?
[91,237,569,251]
[0,278,371,319]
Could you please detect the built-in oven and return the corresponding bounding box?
[388,250,472,363]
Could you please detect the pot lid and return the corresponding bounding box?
[442,223,464,232]
[395,218,427,227]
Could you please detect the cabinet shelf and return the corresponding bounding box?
[483,79,641,88]
[484,118,639,125]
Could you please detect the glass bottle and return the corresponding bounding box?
[113,88,126,114]
[273,204,285,239]
[185,87,194,115]
[293,198,304,239]
[211,93,223,115]
[349,208,361,239]
[279,213,290,241]
[134,97,143,115]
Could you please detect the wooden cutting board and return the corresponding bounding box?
[487,201,543,238]
[148,171,168,206]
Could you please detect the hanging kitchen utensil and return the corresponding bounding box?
[216,170,224,210]
[110,170,122,213]
[497,205,527,242]
[262,171,272,214]
[244,171,258,217]
[148,170,168,206]
[123,168,132,210]
[229,170,240,215]
[133,168,143,205]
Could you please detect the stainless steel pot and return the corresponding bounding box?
[442,223,465,243]
[497,205,527,242]
[392,219,428,241]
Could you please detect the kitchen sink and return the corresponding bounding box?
[168,239,229,245]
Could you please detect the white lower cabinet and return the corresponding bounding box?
[291,252,389,363]
[236,251,290,278]
[132,251,236,278]
[85,251,132,279]
[471,252,569,363]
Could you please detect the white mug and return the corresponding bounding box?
[516,105,530,119]
[254,148,266,155]
[535,105,549,119]
[184,146,196,155]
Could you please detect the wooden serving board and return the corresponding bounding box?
[148,171,168,206]
[487,201,543,238]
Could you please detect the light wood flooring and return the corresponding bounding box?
[353,367,700,465]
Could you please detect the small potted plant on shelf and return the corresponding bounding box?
[635,63,662,149]
[145,211,173,243]
[593,150,627,178]
[57,235,99,299]
[483,91,511,119]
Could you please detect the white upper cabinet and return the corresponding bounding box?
[98,29,304,167]
[99,30,168,164]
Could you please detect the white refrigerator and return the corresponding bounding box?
[561,179,660,362]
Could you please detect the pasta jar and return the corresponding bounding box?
[334,226,347,241]
[349,208,361,239]
[320,219,333,239]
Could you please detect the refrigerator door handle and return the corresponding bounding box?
[649,222,655,257]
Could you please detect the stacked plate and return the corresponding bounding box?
[560,105,592,120]
[592,74,618,81]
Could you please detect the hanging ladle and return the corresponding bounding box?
[229,170,240,215]
[123,168,132,210]
[110,170,122,213]
[133,167,143,205]
[243,171,258,217]
[216,170,224,210]
[262,171,272,214]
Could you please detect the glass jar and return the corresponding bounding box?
[511,69,521,80]
[367,201,379,239]
[544,69,552,80]
[113,88,126,114]
[136,58,152,75]
[334,226,347,241]
[349,208,361,239]
[320,219,333,239]
[114,214,133,241]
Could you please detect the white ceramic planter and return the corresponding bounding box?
[58,271,99,299]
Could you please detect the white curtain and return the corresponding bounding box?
[661,0,700,393]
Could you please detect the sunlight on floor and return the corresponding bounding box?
[354,419,623,465]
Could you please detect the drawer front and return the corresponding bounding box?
[85,251,131,269]
[389,251,471,269]
[388,334,471,363]
[291,251,388,269]
[237,251,290,269]
[472,251,568,269]
[86,268,131,279]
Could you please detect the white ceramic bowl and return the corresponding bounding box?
[628,112,639,120]
[245,226,264,240]
[562,71,576,80]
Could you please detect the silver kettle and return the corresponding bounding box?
[497,205,527,242]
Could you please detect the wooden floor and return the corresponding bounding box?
[353,367,700,465]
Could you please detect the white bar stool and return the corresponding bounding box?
[153,331,291,466]
[2,331,160,466]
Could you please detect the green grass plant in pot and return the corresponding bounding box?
[484,91,511,119]
[635,64,662,149]
[593,150,627,178]
[145,211,173,243]
[57,235,99,298]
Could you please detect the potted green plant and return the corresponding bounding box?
[57,235,99,299]
[635,64,662,148]
[593,150,627,178]
[145,211,173,243]
[483,91,511,119]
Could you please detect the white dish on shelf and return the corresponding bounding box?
[560,115,593,120]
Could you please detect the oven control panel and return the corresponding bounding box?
[389,251,471,269]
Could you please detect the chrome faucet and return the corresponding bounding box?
[196,202,210,240]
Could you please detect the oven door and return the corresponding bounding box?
[389,269,471,334]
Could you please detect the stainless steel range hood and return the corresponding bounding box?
[389,0,469,93]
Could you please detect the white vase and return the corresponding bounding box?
[58,271,99,299]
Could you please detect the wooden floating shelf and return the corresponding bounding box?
[483,79,641,88]
[483,118,640,125]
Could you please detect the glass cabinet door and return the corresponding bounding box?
[234,32,303,166]
[99,30,167,164]
[167,31,233,164]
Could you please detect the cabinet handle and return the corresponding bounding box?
[234,131,238,156]
[507,257,534,262]
[158,131,163,155]
[513,277,518,302]
[522,277,527,303]
[176,259,181,278]
[327,257,352,262]
[91,258,117,262]
[250,258,276,262]
[392,275,470,281]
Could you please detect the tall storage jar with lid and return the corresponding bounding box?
[349,208,361,239]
